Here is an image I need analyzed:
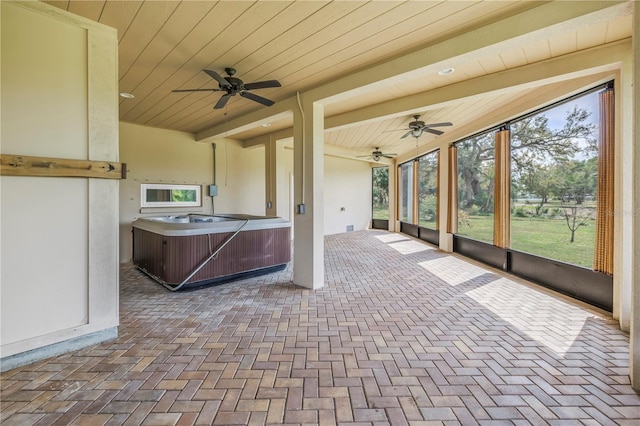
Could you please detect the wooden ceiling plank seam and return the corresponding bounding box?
[248,3,525,116]
[265,2,471,90]
[118,1,217,91]
[605,15,633,43]
[121,1,268,122]
[223,1,330,76]
[499,46,528,70]
[171,96,298,138]
[299,1,630,107]
[67,0,105,22]
[322,39,629,134]
[117,1,181,77]
[476,55,508,76]
[129,1,295,124]
[548,30,578,58]
[265,0,516,101]
[522,37,552,65]
[96,1,143,43]
[43,1,70,11]
[196,2,630,140]
[190,2,520,133]
[119,2,256,120]
[240,1,413,85]
[576,21,609,51]
[232,1,370,82]
[183,1,326,91]
[155,83,265,131]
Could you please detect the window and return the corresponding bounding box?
[399,161,414,223]
[417,151,438,229]
[510,90,599,268]
[140,184,201,208]
[372,167,389,219]
[456,132,495,243]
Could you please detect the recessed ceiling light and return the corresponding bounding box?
[262,123,272,127]
[438,68,455,76]
[120,92,135,99]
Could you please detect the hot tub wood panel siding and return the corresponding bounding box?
[133,227,290,286]
[132,229,164,279]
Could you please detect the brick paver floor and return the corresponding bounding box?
[2,230,639,425]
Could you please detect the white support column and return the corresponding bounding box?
[630,0,640,392]
[615,60,633,332]
[265,135,279,217]
[388,161,397,232]
[293,98,324,289]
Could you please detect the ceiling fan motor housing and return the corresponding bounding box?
[223,77,244,92]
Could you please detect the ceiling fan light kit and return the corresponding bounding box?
[357,147,397,162]
[398,114,453,139]
[172,68,281,109]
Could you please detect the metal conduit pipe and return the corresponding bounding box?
[160,218,249,292]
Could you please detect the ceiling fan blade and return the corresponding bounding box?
[172,88,221,93]
[204,69,231,88]
[382,153,397,158]
[356,155,372,158]
[213,93,232,109]
[243,80,281,90]
[382,128,407,133]
[400,130,413,139]
[424,128,444,136]
[424,122,452,128]
[240,91,275,107]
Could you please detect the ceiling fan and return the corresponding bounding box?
[393,114,453,139]
[172,67,281,109]
[357,147,397,162]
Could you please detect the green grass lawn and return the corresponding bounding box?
[457,215,595,268]
[372,206,389,219]
[374,205,595,269]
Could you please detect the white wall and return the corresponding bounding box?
[323,156,372,235]
[276,146,372,235]
[1,1,119,363]
[119,123,266,262]
[215,142,266,216]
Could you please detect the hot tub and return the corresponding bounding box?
[132,214,291,290]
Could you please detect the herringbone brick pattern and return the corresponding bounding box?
[2,230,639,425]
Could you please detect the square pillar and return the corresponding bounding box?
[630,0,640,392]
[293,99,324,289]
[265,136,281,217]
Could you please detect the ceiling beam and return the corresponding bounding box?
[309,1,629,106]
[196,99,295,142]
[326,39,630,131]
[195,1,630,141]
[244,39,629,151]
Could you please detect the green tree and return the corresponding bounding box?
[418,153,438,226]
[457,133,494,212]
[458,105,597,215]
[372,167,389,218]
[554,158,597,243]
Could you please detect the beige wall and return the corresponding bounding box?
[1,1,119,362]
[119,122,266,262]
[323,156,372,235]
[276,146,373,235]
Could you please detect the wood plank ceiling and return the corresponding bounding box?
[45,1,632,161]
